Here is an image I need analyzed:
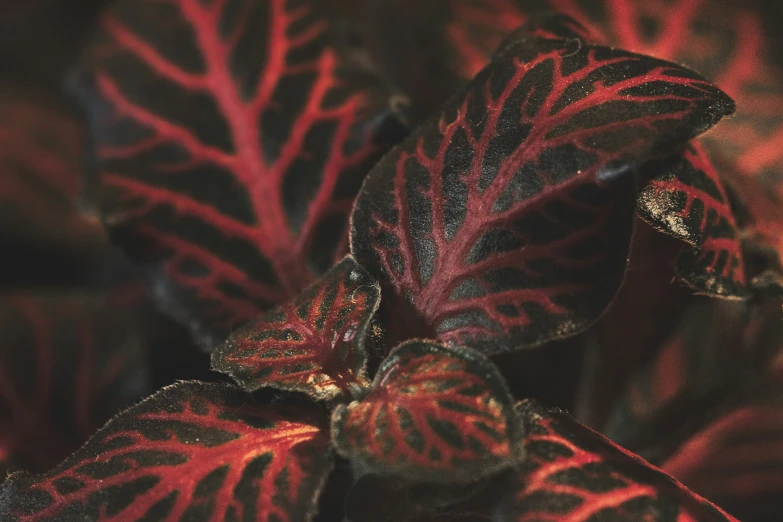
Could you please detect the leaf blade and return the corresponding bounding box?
[351,21,735,354]
[331,340,521,483]
[500,400,738,521]
[0,381,332,522]
[211,256,380,400]
[71,0,407,345]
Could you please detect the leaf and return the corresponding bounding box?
[723,170,783,294]
[602,300,747,457]
[497,400,738,522]
[0,87,109,287]
[603,299,783,461]
[71,0,408,346]
[550,0,783,200]
[331,340,521,483]
[660,383,783,521]
[369,0,783,297]
[350,20,735,354]
[0,294,149,476]
[638,143,746,298]
[211,256,379,400]
[0,381,332,522]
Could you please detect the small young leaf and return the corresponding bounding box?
[70,0,407,346]
[498,400,738,521]
[639,143,746,298]
[351,18,735,354]
[0,294,148,476]
[211,256,380,400]
[331,340,521,483]
[0,381,332,522]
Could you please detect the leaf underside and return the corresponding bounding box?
[211,256,380,400]
[331,340,521,483]
[0,294,148,476]
[71,0,407,345]
[499,400,738,521]
[351,18,735,354]
[1,381,332,522]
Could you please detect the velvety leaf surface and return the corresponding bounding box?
[639,143,746,297]
[368,0,783,297]
[555,0,783,206]
[0,294,148,476]
[351,22,734,354]
[0,381,332,522]
[71,0,407,345]
[331,340,521,483]
[497,400,738,522]
[211,256,379,400]
[374,0,783,185]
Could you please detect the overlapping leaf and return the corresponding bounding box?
[0,294,148,476]
[639,143,746,297]
[497,399,738,521]
[351,20,735,354]
[604,304,783,520]
[369,0,783,297]
[661,376,783,521]
[331,340,521,483]
[71,0,408,345]
[211,256,379,400]
[723,169,783,294]
[602,300,748,457]
[550,0,783,204]
[0,381,332,522]
[377,0,783,190]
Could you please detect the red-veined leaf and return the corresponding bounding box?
[331,340,521,483]
[382,0,783,189]
[660,373,783,521]
[0,381,332,522]
[723,168,783,295]
[211,256,379,400]
[639,143,746,297]
[602,300,747,457]
[370,0,782,298]
[71,0,408,346]
[546,0,783,207]
[350,20,735,354]
[497,399,738,522]
[0,294,148,476]
[603,299,783,461]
